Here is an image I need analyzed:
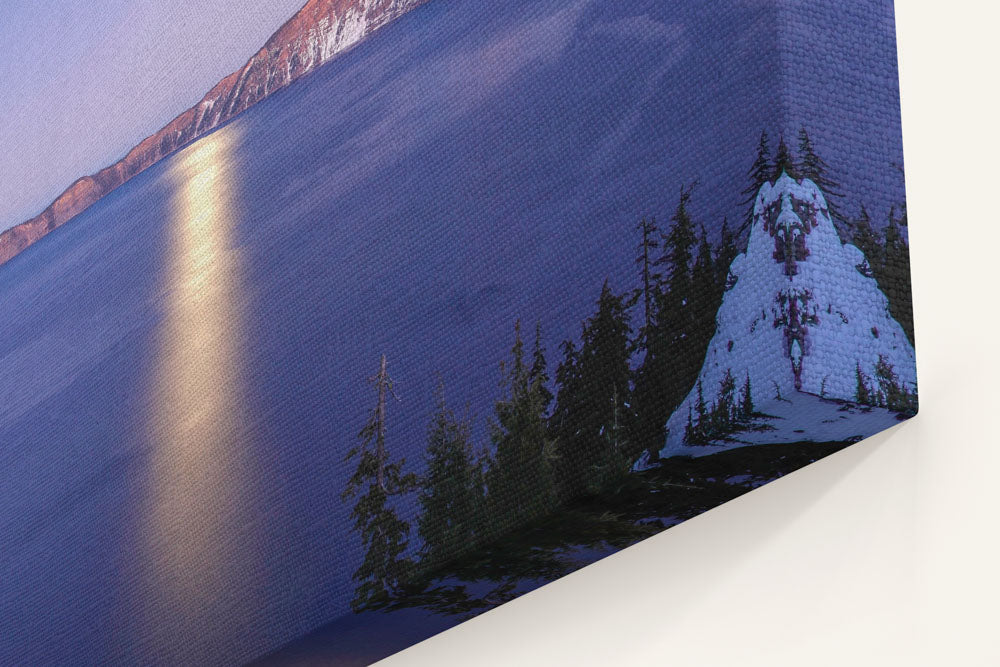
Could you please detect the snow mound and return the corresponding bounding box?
[661,173,916,457]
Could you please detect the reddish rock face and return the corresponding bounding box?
[0,0,428,267]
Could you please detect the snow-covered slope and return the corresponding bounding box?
[661,173,916,456]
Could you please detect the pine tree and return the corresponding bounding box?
[881,206,915,346]
[739,372,753,418]
[874,354,917,415]
[695,379,707,432]
[855,362,873,406]
[852,204,914,347]
[715,369,737,429]
[851,205,884,275]
[741,130,772,231]
[796,127,844,222]
[485,321,556,538]
[342,355,419,611]
[529,321,554,413]
[716,217,740,286]
[632,184,699,458]
[418,380,483,569]
[772,135,796,180]
[552,281,634,496]
[691,225,721,360]
[659,185,698,299]
[634,217,662,340]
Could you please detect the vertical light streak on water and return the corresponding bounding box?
[139,126,259,659]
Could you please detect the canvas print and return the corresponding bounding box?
[0,1,915,664]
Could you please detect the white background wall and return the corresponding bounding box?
[381,1,1000,664]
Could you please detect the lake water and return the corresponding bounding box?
[0,1,904,663]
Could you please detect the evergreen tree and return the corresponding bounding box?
[342,355,418,611]
[716,217,740,286]
[686,370,744,445]
[485,321,556,537]
[851,205,884,275]
[552,281,634,497]
[874,355,918,415]
[634,217,662,340]
[852,204,914,347]
[659,185,698,298]
[855,362,873,406]
[772,135,796,180]
[632,185,699,458]
[796,127,844,222]
[691,225,721,358]
[695,379,707,433]
[741,130,772,231]
[881,206,915,346]
[418,380,484,569]
[739,372,753,418]
[683,379,709,445]
[529,321,554,413]
[705,369,737,437]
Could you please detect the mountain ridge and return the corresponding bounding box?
[0,0,428,267]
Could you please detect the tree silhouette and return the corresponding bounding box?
[772,135,796,180]
[343,355,418,611]
[484,321,556,539]
[716,217,739,285]
[881,206,914,345]
[634,217,662,340]
[741,130,772,232]
[632,184,699,459]
[418,380,484,570]
[552,281,634,497]
[796,127,844,222]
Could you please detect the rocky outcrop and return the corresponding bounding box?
[0,0,428,266]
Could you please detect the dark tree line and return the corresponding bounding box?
[684,371,755,446]
[341,128,916,611]
[630,184,735,461]
[850,204,914,346]
[855,355,918,415]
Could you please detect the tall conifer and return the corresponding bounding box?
[772,135,796,180]
[634,217,662,341]
[632,185,698,459]
[418,380,483,569]
[691,225,721,358]
[741,130,772,231]
[485,321,556,537]
[716,217,739,284]
[796,127,844,221]
[529,321,554,413]
[881,206,914,345]
[343,355,418,611]
[851,205,884,275]
[552,282,633,496]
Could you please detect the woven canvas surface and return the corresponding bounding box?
[0,1,914,664]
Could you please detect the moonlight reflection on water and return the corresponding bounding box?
[141,126,260,646]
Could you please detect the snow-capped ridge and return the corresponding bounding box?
[0,0,429,266]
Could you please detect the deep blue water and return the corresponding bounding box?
[0,1,904,664]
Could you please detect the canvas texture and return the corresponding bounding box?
[0,1,915,664]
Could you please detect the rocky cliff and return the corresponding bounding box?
[0,0,428,266]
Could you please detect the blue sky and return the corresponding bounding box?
[0,0,303,230]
